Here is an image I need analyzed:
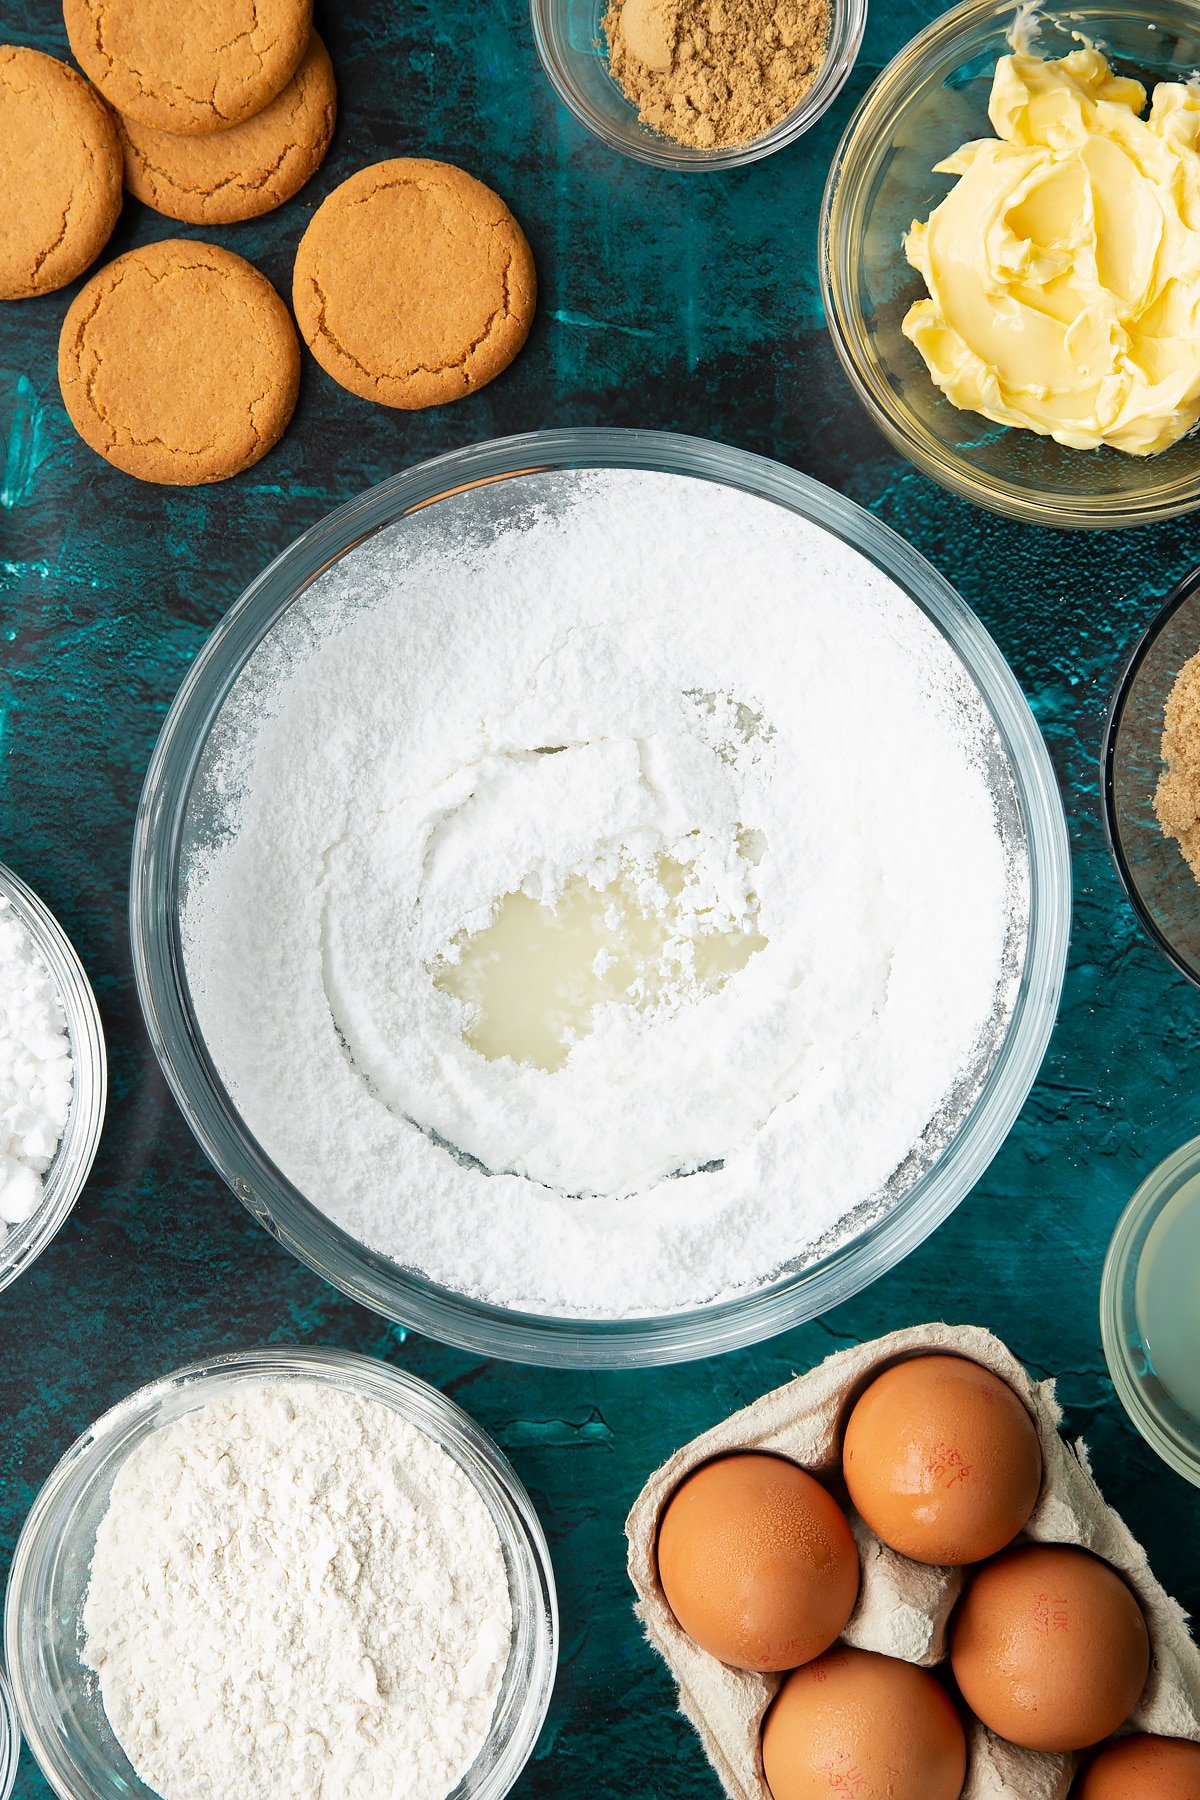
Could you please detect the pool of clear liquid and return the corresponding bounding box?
[433,850,767,1073]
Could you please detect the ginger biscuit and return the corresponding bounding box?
[58,240,300,484]
[117,32,336,224]
[292,158,536,410]
[0,45,122,300]
[63,0,312,136]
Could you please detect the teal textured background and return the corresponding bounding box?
[2,0,1200,1793]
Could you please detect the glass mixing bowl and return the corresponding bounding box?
[5,1347,557,1800]
[0,864,107,1295]
[1104,567,1200,986]
[821,0,1200,530]
[530,0,865,170]
[130,428,1071,1368]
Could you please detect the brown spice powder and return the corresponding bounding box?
[1155,648,1200,879]
[602,0,831,150]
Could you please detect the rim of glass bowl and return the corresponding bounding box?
[0,864,107,1296]
[1102,566,1200,990]
[820,0,1200,530]
[1100,1136,1200,1487]
[130,426,1071,1370]
[529,0,866,170]
[4,1346,558,1800]
[0,1665,19,1800]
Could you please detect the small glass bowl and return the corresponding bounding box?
[821,0,1200,529]
[4,1347,558,1800]
[0,1666,19,1800]
[1104,567,1200,986]
[1101,1136,1200,1487]
[0,864,107,1295]
[530,0,866,170]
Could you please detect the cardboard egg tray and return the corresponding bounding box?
[626,1322,1200,1800]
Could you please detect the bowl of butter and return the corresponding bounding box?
[821,0,1200,530]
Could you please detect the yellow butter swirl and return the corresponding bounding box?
[903,49,1200,455]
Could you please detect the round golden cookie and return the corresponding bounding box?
[292,157,536,409]
[58,240,300,484]
[63,0,312,135]
[0,45,121,300]
[117,32,336,224]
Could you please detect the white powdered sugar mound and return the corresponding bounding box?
[83,1381,512,1800]
[181,468,1026,1316]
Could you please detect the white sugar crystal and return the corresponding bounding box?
[0,894,74,1236]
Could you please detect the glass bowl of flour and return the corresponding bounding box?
[0,864,107,1294]
[131,429,1071,1366]
[4,1347,557,1800]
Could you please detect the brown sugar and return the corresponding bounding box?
[603,0,831,150]
[1155,648,1200,879]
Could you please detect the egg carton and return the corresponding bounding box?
[626,1321,1200,1800]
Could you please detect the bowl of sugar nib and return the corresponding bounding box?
[132,427,1071,1368]
[4,1347,557,1800]
[1106,565,1200,986]
[531,0,866,168]
[0,862,106,1292]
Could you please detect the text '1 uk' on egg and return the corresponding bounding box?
[655,1451,859,1672]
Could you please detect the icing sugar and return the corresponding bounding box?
[181,469,1025,1316]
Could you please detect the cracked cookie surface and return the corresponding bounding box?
[63,0,312,135]
[0,44,122,300]
[292,157,536,409]
[58,239,301,484]
[118,31,335,224]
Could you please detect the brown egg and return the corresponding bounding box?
[656,1452,859,1671]
[1074,1734,1200,1798]
[762,1647,967,1800]
[841,1354,1042,1565]
[950,1544,1150,1751]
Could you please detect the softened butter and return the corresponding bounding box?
[904,49,1200,456]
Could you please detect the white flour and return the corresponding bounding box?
[82,1381,512,1800]
[182,469,1026,1316]
[0,894,73,1232]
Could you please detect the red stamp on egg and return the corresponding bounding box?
[927,1441,971,1489]
[1032,1591,1070,1635]
[821,1756,867,1792]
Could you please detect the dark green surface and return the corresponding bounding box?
[2,1,1199,1794]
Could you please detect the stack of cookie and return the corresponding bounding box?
[1,0,537,486]
[76,7,337,227]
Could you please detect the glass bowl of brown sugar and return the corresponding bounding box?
[530,0,866,169]
[1105,567,1200,987]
